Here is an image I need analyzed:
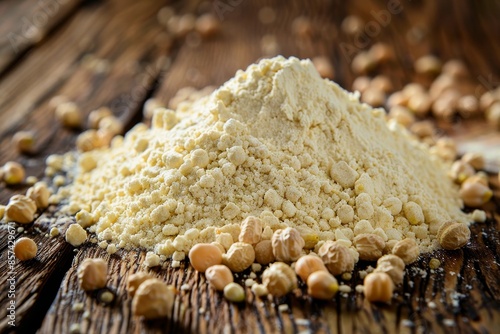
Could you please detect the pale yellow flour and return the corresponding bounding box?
[67,56,469,258]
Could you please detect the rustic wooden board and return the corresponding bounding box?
[0,0,82,75]
[0,0,500,333]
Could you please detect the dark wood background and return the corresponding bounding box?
[0,0,499,333]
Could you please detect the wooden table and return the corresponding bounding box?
[1,0,499,333]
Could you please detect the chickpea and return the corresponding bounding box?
[388,106,415,127]
[318,241,354,276]
[188,243,223,273]
[351,76,371,94]
[4,195,37,224]
[239,216,263,245]
[254,240,275,265]
[354,233,385,261]
[392,238,419,264]
[371,75,394,93]
[223,242,255,272]
[307,271,339,300]
[291,16,314,39]
[3,161,25,185]
[479,91,499,112]
[456,95,480,118]
[437,221,470,250]
[132,278,175,319]
[442,59,469,78]
[363,272,394,303]
[295,254,328,282]
[414,55,442,76]
[14,237,37,261]
[407,93,432,118]
[88,107,112,129]
[312,56,335,80]
[361,87,385,107]
[486,102,500,129]
[26,182,51,209]
[369,43,395,63]
[341,15,364,35]
[351,52,376,75]
[387,91,408,108]
[449,160,475,184]
[461,152,485,171]
[223,283,245,303]
[459,180,493,207]
[77,258,107,291]
[205,265,234,291]
[195,13,220,38]
[55,102,82,128]
[262,262,297,297]
[271,227,305,263]
[13,131,36,154]
[126,272,153,297]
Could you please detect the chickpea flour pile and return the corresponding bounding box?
[67,56,469,259]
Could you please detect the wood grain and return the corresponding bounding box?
[0,0,499,333]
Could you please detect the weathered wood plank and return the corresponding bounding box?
[0,0,82,75]
[37,208,500,334]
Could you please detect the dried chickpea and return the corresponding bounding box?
[486,102,500,129]
[76,130,106,152]
[353,234,385,261]
[14,237,37,261]
[88,107,112,129]
[461,152,485,171]
[132,278,175,319]
[428,258,441,269]
[295,254,328,282]
[312,56,335,80]
[388,106,415,127]
[3,161,25,185]
[126,272,153,297]
[480,91,499,111]
[449,160,475,184]
[387,91,408,108]
[271,227,305,263]
[341,15,364,35]
[456,95,480,118]
[77,258,107,291]
[262,262,297,297]
[407,93,432,118]
[351,52,376,74]
[414,55,442,76]
[371,75,393,93]
[442,59,469,78]
[363,272,394,303]
[26,182,50,209]
[55,101,83,128]
[459,180,493,207]
[307,271,339,300]
[223,282,245,303]
[188,243,223,273]
[222,242,255,272]
[318,241,354,276]
[410,120,435,138]
[239,216,263,244]
[13,131,36,154]
[98,116,123,136]
[254,240,275,265]
[0,205,5,220]
[361,87,385,107]
[5,195,37,224]
[195,13,220,38]
[352,76,371,94]
[205,264,233,291]
[392,238,419,264]
[369,43,394,63]
[437,221,470,250]
[374,255,405,285]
